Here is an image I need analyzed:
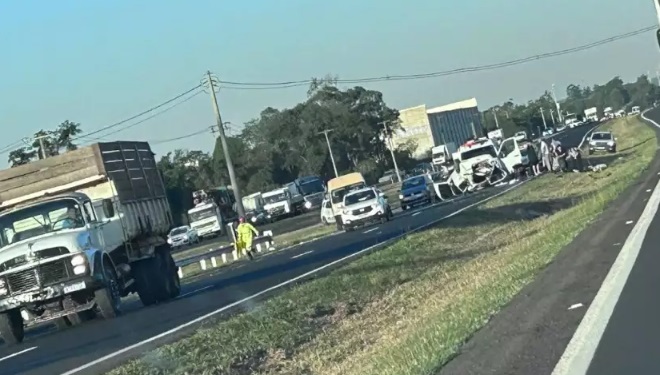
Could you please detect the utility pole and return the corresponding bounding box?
[493,109,500,128]
[539,108,548,129]
[549,109,556,125]
[35,134,49,159]
[378,121,402,183]
[204,71,245,218]
[470,121,477,138]
[551,84,564,123]
[319,129,339,178]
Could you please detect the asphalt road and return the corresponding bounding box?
[437,114,658,375]
[0,123,598,375]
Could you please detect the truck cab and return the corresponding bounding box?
[187,201,223,238]
[0,141,180,345]
[262,188,294,220]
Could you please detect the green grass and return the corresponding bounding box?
[108,116,655,375]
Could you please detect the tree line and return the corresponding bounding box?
[7,74,659,223]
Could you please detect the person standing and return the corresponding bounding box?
[540,139,552,172]
[554,142,568,172]
[235,217,259,260]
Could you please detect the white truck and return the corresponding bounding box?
[584,107,598,122]
[0,141,180,344]
[187,193,224,239]
[262,186,297,220]
[431,143,458,167]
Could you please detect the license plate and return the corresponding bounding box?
[63,281,86,294]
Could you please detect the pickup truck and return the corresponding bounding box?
[0,141,180,344]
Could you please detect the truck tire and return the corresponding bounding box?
[0,309,24,345]
[159,249,180,300]
[95,260,122,319]
[65,310,96,326]
[133,259,160,306]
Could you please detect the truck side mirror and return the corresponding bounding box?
[102,199,115,218]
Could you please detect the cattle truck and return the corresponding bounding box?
[0,141,180,344]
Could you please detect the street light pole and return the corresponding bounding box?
[379,120,402,183]
[204,71,246,218]
[319,129,339,178]
[551,84,564,123]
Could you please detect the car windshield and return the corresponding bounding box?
[461,146,497,161]
[331,182,366,204]
[263,192,287,204]
[344,190,376,206]
[592,133,612,140]
[299,180,324,195]
[0,199,85,248]
[189,207,217,222]
[402,177,425,190]
[170,227,188,236]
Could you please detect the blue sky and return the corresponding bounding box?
[0,0,657,163]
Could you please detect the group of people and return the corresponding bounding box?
[525,138,584,175]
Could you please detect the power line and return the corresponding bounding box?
[218,25,656,90]
[149,128,211,145]
[71,84,202,141]
[79,90,203,143]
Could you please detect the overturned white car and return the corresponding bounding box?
[432,137,529,199]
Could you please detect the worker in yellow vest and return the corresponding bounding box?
[236,217,259,260]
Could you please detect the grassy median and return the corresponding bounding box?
[109,116,655,375]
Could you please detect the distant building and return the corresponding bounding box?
[390,105,434,159]
[391,98,484,160]
[427,98,483,147]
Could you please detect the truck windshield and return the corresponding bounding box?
[299,180,324,195]
[0,200,84,248]
[330,182,366,204]
[461,146,497,161]
[189,207,217,222]
[344,190,376,206]
[264,192,287,204]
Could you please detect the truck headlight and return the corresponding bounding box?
[398,194,403,200]
[304,201,312,209]
[251,216,257,223]
[71,254,86,266]
[73,265,87,275]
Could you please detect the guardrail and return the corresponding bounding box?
[175,230,275,278]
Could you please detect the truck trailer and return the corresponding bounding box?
[0,141,180,344]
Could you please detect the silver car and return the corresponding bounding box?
[167,225,200,249]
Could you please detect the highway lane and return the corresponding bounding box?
[0,123,597,375]
[0,185,512,375]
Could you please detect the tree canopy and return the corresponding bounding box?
[8,120,82,167]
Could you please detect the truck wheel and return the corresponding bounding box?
[160,249,180,299]
[66,310,96,326]
[0,309,24,345]
[95,261,122,319]
[133,259,160,306]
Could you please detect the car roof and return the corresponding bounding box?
[344,187,374,197]
[592,131,612,135]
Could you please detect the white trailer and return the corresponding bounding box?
[584,107,598,122]
[0,141,180,344]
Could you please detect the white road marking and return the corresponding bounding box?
[363,227,379,234]
[0,346,37,362]
[291,250,313,259]
[59,181,525,375]
[568,303,584,310]
[552,108,660,375]
[412,211,421,217]
[178,285,214,298]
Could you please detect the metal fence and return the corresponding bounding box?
[175,230,274,278]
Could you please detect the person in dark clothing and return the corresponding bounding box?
[554,143,568,172]
[566,147,584,172]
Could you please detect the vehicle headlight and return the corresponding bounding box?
[398,194,403,200]
[608,141,614,146]
[304,201,312,209]
[0,278,5,288]
[251,216,257,223]
[71,254,86,266]
[73,265,87,275]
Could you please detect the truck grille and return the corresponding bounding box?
[6,260,70,295]
[351,206,373,215]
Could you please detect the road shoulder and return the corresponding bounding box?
[438,120,660,375]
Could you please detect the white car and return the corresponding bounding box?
[167,225,200,249]
[340,187,392,232]
[320,198,336,225]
